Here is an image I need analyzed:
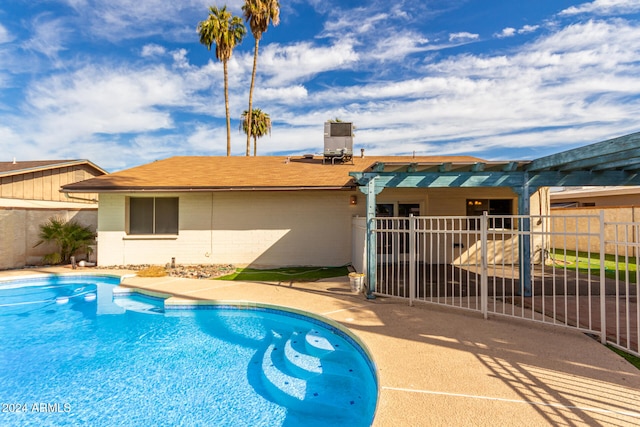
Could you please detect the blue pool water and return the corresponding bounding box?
[0,275,377,426]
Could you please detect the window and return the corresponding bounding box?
[376,203,421,254]
[466,199,513,229]
[129,197,179,235]
[376,204,394,217]
[375,203,420,218]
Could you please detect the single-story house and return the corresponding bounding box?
[61,155,548,268]
[1,159,107,269]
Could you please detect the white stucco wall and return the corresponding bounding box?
[97,191,362,267]
[95,187,548,268]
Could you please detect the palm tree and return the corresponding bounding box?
[198,6,246,156]
[240,108,272,156]
[242,0,280,156]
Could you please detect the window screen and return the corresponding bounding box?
[130,198,154,234]
[155,198,179,234]
[129,197,178,235]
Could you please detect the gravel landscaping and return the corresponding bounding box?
[96,264,236,279]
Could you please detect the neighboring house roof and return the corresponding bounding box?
[61,155,483,192]
[550,186,640,200]
[0,160,108,177]
[0,197,98,209]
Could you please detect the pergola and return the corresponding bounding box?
[349,131,640,297]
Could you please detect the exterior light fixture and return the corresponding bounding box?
[350,195,358,205]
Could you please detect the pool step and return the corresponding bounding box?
[304,328,337,357]
[112,294,165,314]
[259,330,369,414]
[283,331,322,377]
[261,338,308,402]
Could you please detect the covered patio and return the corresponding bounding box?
[350,131,640,356]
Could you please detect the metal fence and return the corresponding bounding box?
[372,212,639,357]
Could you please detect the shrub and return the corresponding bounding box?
[35,217,96,265]
[137,266,168,277]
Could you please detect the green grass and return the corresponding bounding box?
[607,345,640,371]
[548,249,637,283]
[214,266,350,282]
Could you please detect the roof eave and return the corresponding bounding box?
[62,185,357,193]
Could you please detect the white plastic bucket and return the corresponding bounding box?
[348,273,365,293]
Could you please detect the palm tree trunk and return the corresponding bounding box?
[223,60,231,156]
[253,135,257,156]
[246,39,260,156]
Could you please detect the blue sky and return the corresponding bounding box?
[1,0,640,171]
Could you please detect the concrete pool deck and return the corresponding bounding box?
[3,268,640,426]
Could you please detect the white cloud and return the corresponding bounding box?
[24,65,192,143]
[560,0,640,16]
[369,33,431,62]
[62,0,244,42]
[323,12,389,36]
[141,44,167,57]
[497,27,517,38]
[271,18,640,158]
[520,24,539,34]
[0,23,13,44]
[187,124,223,152]
[449,32,479,42]
[256,41,359,85]
[257,85,308,103]
[22,14,72,59]
[495,25,539,38]
[0,125,20,151]
[247,124,326,155]
[171,49,190,69]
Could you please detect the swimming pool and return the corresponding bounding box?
[0,275,377,426]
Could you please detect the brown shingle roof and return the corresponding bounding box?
[61,155,484,192]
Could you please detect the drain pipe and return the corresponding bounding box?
[64,193,98,203]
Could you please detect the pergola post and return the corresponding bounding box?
[513,173,532,297]
[360,177,382,299]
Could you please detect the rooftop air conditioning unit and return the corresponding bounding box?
[324,121,354,160]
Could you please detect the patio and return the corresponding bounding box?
[375,262,639,352]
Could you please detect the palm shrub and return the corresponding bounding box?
[35,217,96,265]
[240,108,272,155]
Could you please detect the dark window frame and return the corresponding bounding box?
[376,203,421,254]
[466,199,514,230]
[128,197,179,235]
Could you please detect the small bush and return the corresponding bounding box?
[42,252,63,265]
[137,266,168,277]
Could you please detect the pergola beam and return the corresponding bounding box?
[557,147,640,172]
[471,162,485,172]
[350,170,640,189]
[590,157,640,172]
[526,131,640,172]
